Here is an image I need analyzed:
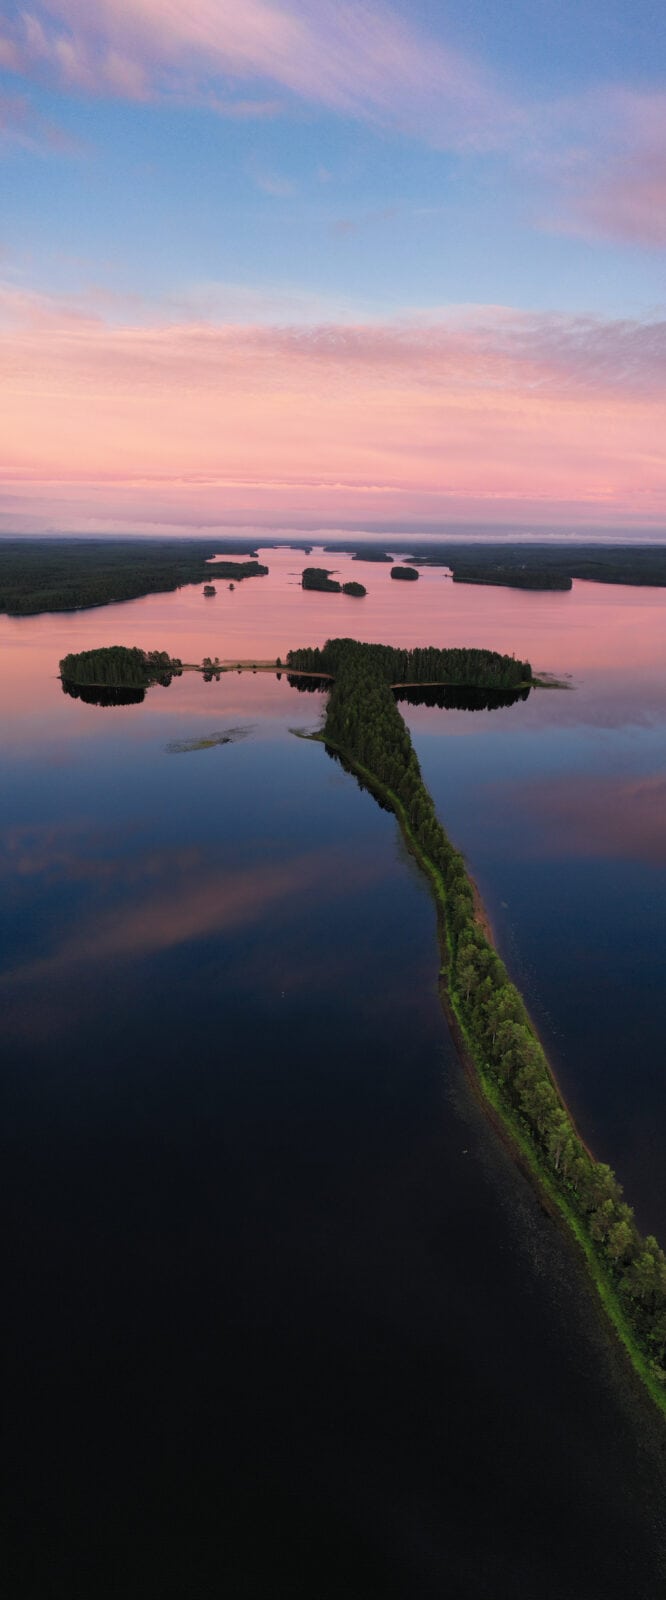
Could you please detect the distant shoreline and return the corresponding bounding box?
[4,534,666,617]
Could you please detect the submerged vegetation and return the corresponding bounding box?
[288,636,666,1410]
[166,727,251,754]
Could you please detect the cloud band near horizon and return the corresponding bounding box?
[1,287,665,533]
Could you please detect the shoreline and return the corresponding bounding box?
[312,729,666,1422]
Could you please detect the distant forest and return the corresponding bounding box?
[0,538,268,615]
[3,536,666,614]
[328,541,666,591]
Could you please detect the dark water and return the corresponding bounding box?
[2,566,666,1595]
[405,658,666,1244]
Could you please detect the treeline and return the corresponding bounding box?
[0,538,267,616]
[305,638,666,1400]
[208,561,267,581]
[287,638,531,690]
[349,549,393,563]
[454,565,572,591]
[60,645,182,687]
[322,541,666,590]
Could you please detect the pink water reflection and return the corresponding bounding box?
[3,545,666,723]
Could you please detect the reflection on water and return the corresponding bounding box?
[2,566,666,1593]
[287,672,331,693]
[395,683,530,711]
[62,679,147,706]
[288,676,531,711]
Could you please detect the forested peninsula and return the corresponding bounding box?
[287,637,666,1413]
[0,538,268,615]
[54,630,666,1411]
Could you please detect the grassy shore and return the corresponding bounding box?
[313,729,666,1420]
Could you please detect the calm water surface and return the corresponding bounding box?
[2,549,666,1596]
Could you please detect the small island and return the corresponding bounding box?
[60,645,183,689]
[203,584,216,597]
[302,567,341,593]
[302,569,366,597]
[390,565,419,582]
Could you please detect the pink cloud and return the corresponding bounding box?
[2,5,664,250]
[0,288,664,530]
[536,88,666,247]
[1,1,517,150]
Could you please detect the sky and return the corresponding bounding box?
[1,0,665,538]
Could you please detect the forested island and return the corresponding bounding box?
[0,538,268,615]
[302,569,366,597]
[302,567,341,592]
[287,636,666,1412]
[390,565,419,582]
[60,645,183,688]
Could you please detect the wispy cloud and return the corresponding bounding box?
[2,5,665,248]
[0,88,81,156]
[534,87,666,248]
[331,205,399,238]
[1,0,517,150]
[247,159,297,198]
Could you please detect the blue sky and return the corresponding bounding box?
[0,0,665,533]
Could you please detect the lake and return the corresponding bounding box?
[2,546,666,1596]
